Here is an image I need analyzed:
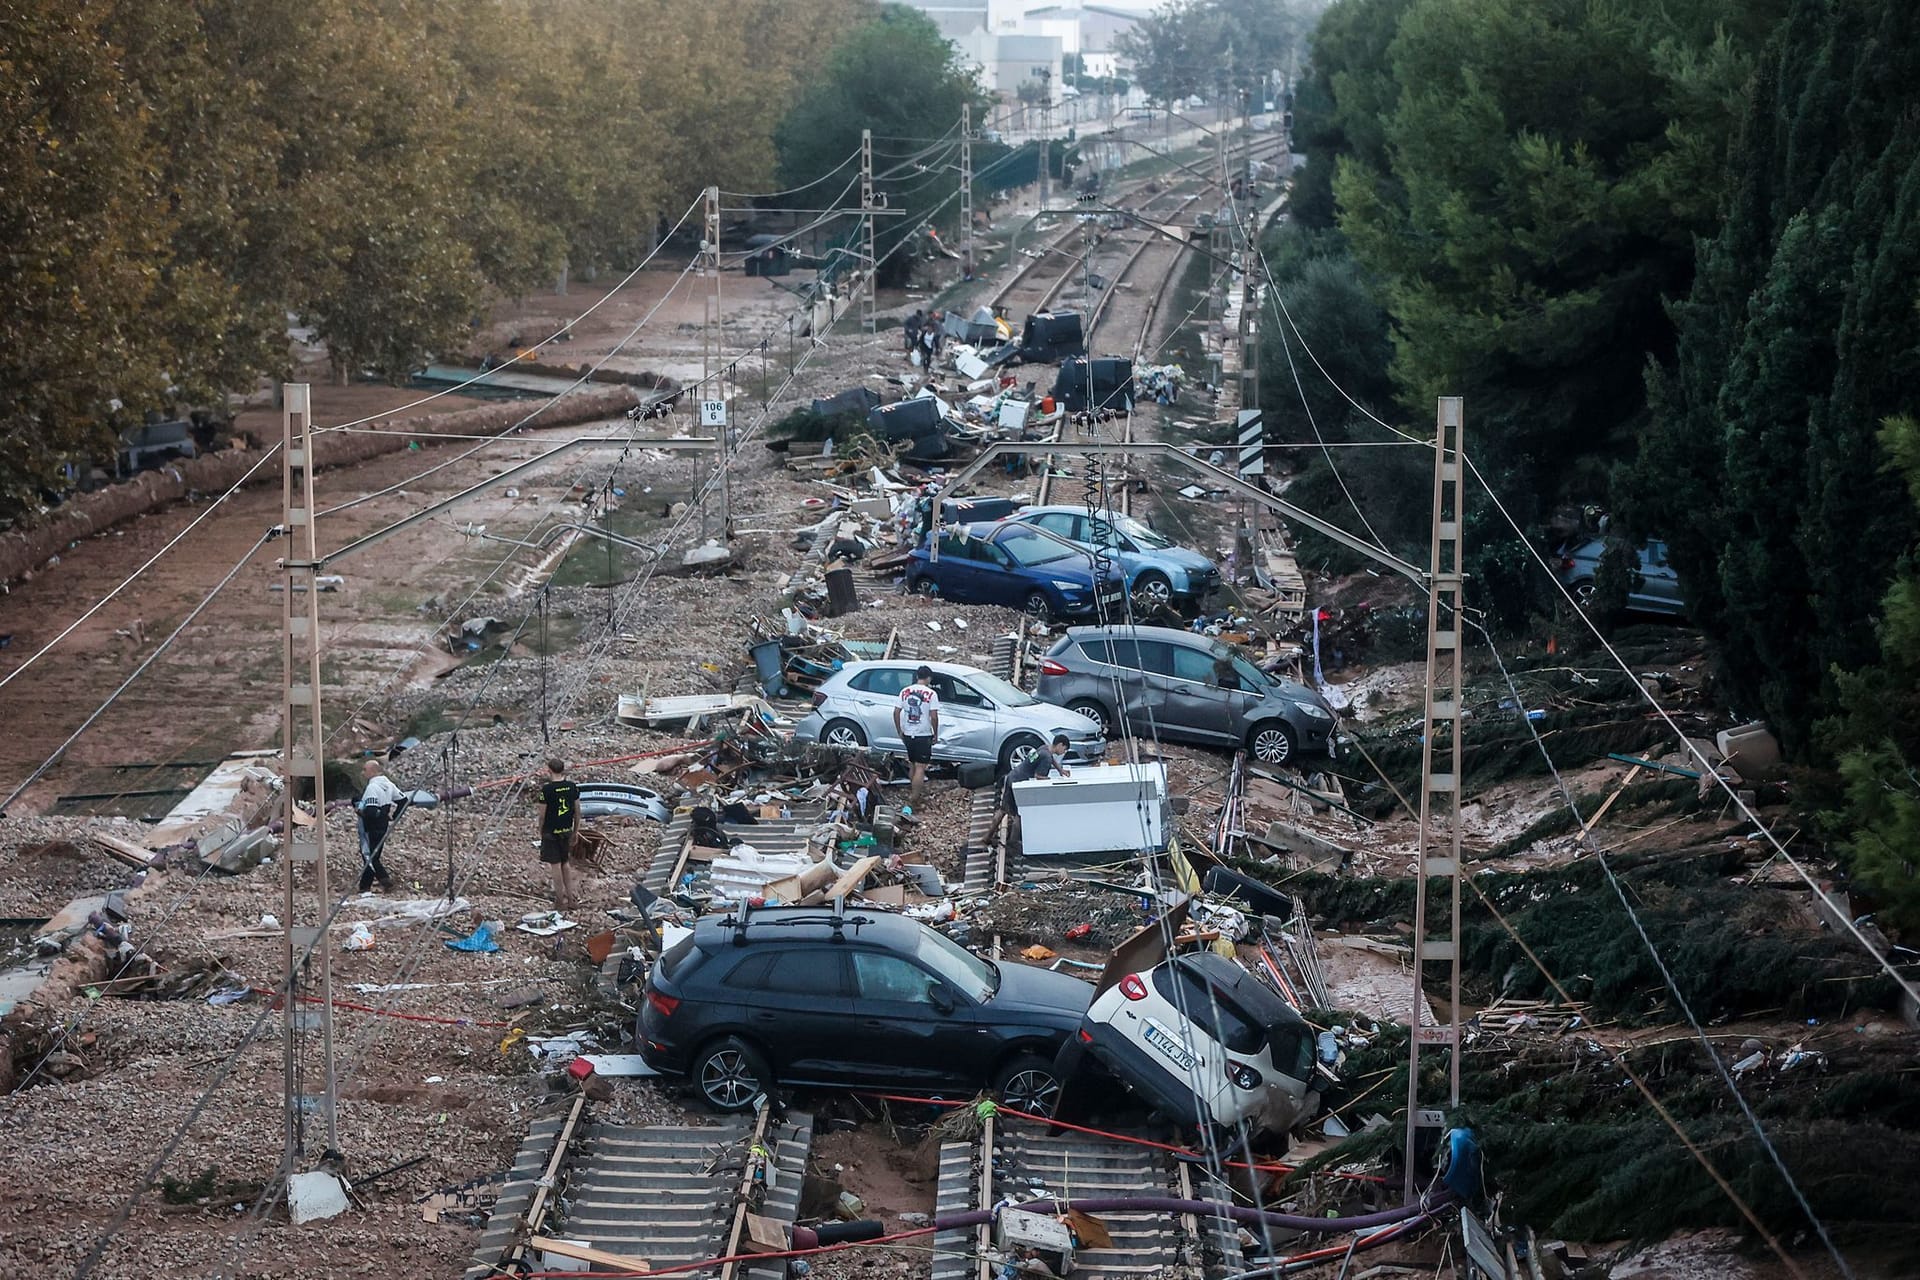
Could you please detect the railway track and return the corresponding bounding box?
[928,1108,1242,1280]
[988,137,1290,336]
[469,1101,814,1280]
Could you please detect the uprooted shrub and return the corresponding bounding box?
[1287,1018,1920,1244]
[1239,852,1899,1025]
[766,406,874,446]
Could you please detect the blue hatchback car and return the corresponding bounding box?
[1011,505,1221,612]
[906,522,1127,622]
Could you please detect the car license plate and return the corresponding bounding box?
[1143,1018,1198,1072]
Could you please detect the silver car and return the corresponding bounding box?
[1556,537,1685,617]
[1033,625,1336,766]
[790,660,1106,773]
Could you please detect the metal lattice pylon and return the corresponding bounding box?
[279,383,338,1157]
[1404,395,1464,1197]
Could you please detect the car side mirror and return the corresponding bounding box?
[928,985,957,1015]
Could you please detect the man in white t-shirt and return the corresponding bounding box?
[356,759,407,894]
[892,665,941,806]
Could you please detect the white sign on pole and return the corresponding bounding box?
[699,400,728,428]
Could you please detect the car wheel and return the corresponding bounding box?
[1023,591,1054,622]
[821,718,867,749]
[1065,698,1114,737]
[1131,571,1174,612]
[1000,733,1046,775]
[993,1053,1064,1116]
[1248,720,1296,767]
[692,1036,771,1113]
[1568,578,1596,609]
[911,577,940,598]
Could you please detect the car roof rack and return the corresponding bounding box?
[724,898,754,945]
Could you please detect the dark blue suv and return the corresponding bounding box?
[638,906,1093,1114]
[904,521,1126,622]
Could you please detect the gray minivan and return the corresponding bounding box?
[1033,625,1336,766]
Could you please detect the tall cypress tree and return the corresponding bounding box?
[1628,0,1920,750]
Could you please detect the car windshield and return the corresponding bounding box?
[1210,642,1269,691]
[967,671,1039,708]
[999,527,1077,567]
[915,927,998,1000]
[1115,514,1175,549]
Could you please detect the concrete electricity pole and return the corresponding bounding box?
[1036,65,1053,211]
[861,128,877,332]
[1404,396,1466,1198]
[960,103,974,280]
[278,382,339,1160]
[701,185,727,540]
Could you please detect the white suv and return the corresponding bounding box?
[1052,952,1328,1141]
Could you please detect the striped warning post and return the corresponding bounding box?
[1237,408,1265,477]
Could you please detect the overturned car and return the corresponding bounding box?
[1052,951,1330,1142]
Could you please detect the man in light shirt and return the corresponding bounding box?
[356,759,407,894]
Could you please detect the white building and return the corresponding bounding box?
[898,0,1147,121]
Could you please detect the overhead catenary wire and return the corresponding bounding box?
[718,144,862,200]
[1,531,273,813]
[198,197,944,1279]
[316,203,703,522]
[1455,604,1840,1279]
[1459,455,1920,1009]
[718,172,867,263]
[0,193,706,700]
[0,449,280,695]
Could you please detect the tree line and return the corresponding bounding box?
[1279,0,1919,925]
[0,0,872,523]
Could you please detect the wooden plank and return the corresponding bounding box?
[1578,765,1643,837]
[528,1236,653,1272]
[825,854,881,900]
[90,832,159,868]
[717,1105,774,1280]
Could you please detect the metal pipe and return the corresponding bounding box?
[931,1191,1451,1235]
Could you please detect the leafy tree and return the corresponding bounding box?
[1286,0,1412,229]
[1118,0,1317,106]
[0,0,860,521]
[774,5,985,287]
[0,1,179,517]
[1332,0,1782,522]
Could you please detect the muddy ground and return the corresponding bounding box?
[0,184,1909,1280]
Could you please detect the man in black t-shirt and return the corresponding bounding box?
[538,758,581,908]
